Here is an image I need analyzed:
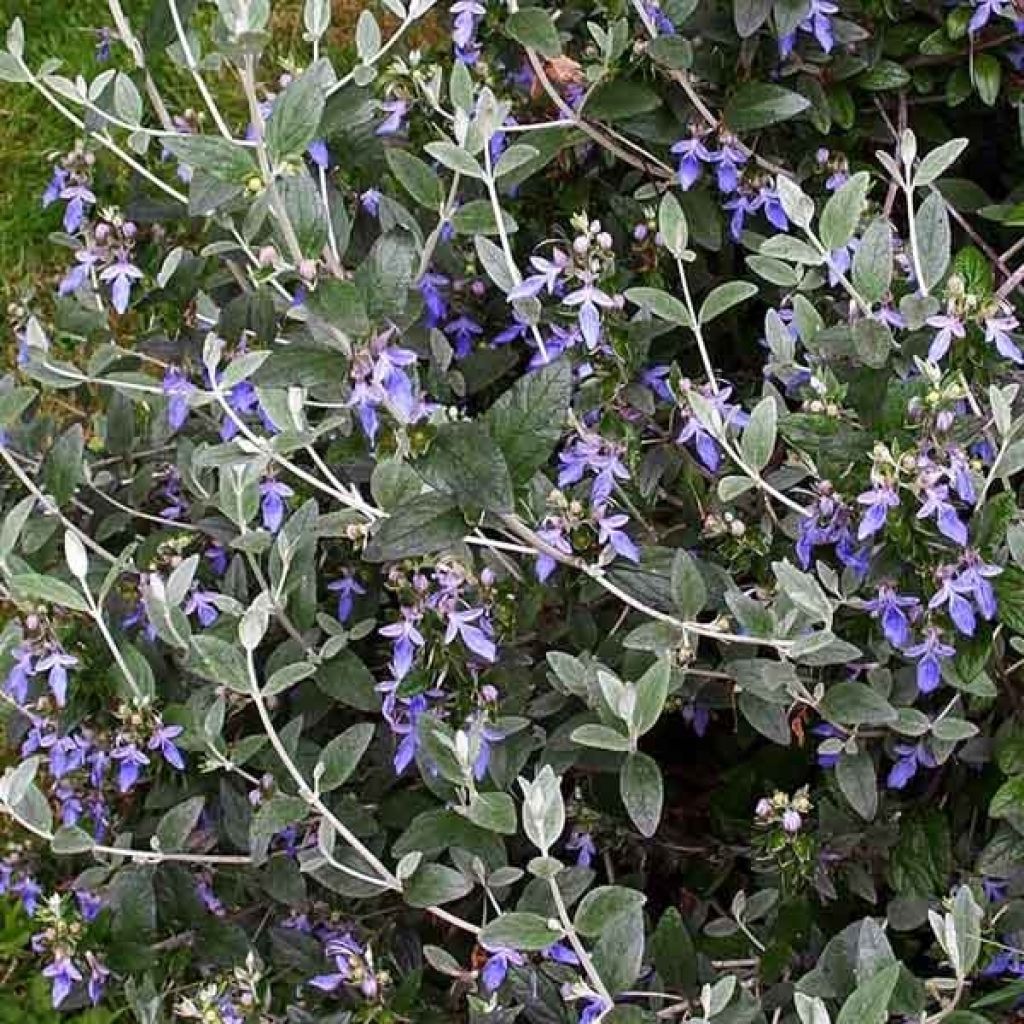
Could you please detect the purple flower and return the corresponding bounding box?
[111,741,150,792]
[670,134,714,190]
[856,481,900,540]
[479,948,525,991]
[595,507,639,563]
[76,889,103,923]
[916,484,967,546]
[969,0,1011,34]
[929,565,978,636]
[99,251,144,314]
[328,574,366,623]
[380,610,425,679]
[13,875,41,915]
[85,952,109,1005]
[984,314,1024,364]
[444,607,497,662]
[779,0,838,54]
[712,138,747,193]
[35,647,78,707]
[904,628,954,694]
[375,99,409,136]
[184,587,219,627]
[579,998,613,1024]
[566,828,596,867]
[543,941,580,965]
[148,723,185,771]
[864,584,919,648]
[161,367,195,432]
[535,522,572,582]
[953,551,1001,621]
[43,955,83,1008]
[360,188,382,216]
[60,183,96,233]
[308,139,329,169]
[260,478,294,533]
[926,314,966,363]
[42,167,68,207]
[887,741,935,790]
[444,314,483,358]
[782,809,802,833]
[419,272,450,327]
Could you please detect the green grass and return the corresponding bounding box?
[0,0,110,293]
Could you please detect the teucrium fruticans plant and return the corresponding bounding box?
[1,0,1024,1021]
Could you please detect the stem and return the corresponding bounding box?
[241,55,306,268]
[245,648,398,889]
[168,0,234,140]
[482,143,549,361]
[675,256,717,393]
[904,184,929,298]
[82,586,145,703]
[21,64,188,207]
[548,876,612,1006]
[0,444,117,565]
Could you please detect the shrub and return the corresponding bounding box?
[0,0,1023,1021]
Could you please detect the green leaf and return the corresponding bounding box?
[852,219,894,304]
[43,424,84,508]
[9,573,89,613]
[916,192,951,293]
[996,566,1024,634]
[835,750,878,821]
[658,192,689,258]
[424,141,483,179]
[734,0,773,37]
[276,172,328,257]
[51,824,95,855]
[403,863,473,907]
[670,550,707,620]
[620,751,663,838]
[724,83,811,132]
[585,81,662,121]
[419,422,514,513]
[836,963,900,1024]
[463,792,517,834]
[364,494,466,562]
[593,903,646,993]
[973,52,1002,106]
[633,658,670,736]
[914,139,969,188]
[740,397,777,471]
[821,682,898,727]
[990,776,1024,821]
[450,199,518,236]
[571,723,632,751]
[266,69,326,160]
[317,723,375,792]
[505,9,561,58]
[251,795,308,859]
[186,636,250,694]
[852,318,893,368]
[485,359,572,484]
[819,171,871,251]
[163,135,257,183]
[652,907,698,994]
[699,281,758,325]
[574,885,646,937]
[480,912,564,951]
[773,559,832,626]
[647,35,693,70]
[156,796,205,852]
[625,286,693,327]
[0,387,38,426]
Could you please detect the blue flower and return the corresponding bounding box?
[887,741,935,790]
[864,584,919,648]
[904,627,954,693]
[856,481,900,540]
[260,478,294,534]
[479,947,524,991]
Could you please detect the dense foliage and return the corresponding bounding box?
[4,0,1024,1021]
